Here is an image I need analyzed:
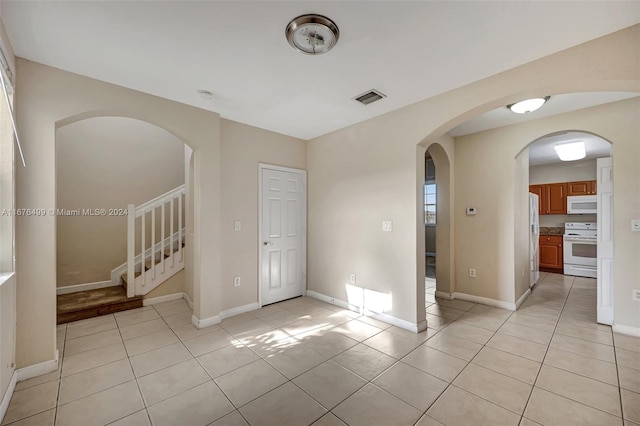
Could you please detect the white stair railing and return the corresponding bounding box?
[126,185,186,297]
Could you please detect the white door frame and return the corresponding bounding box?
[258,163,307,307]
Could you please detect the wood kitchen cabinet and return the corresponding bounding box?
[539,235,563,271]
[567,180,597,195]
[529,182,567,215]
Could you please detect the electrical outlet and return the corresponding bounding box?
[633,289,640,301]
[234,220,241,231]
[382,220,393,232]
[349,274,356,284]
[469,268,476,278]
[233,276,241,287]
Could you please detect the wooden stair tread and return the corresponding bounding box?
[56,286,143,324]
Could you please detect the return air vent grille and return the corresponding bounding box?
[354,89,386,105]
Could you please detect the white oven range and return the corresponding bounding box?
[563,222,597,278]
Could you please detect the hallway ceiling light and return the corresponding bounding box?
[286,14,339,55]
[507,96,550,114]
[554,141,586,161]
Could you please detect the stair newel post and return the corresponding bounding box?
[161,201,165,273]
[178,191,183,261]
[127,204,135,298]
[170,198,175,268]
[151,205,156,280]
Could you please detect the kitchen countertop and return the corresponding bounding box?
[540,227,564,236]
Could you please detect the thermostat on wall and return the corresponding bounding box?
[466,207,477,216]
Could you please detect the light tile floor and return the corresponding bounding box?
[4,272,640,426]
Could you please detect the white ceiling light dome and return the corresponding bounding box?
[507,96,550,114]
[286,14,339,55]
[554,140,586,161]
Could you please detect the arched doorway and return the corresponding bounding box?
[55,116,191,322]
[516,130,613,325]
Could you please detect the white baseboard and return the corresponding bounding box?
[56,281,117,295]
[221,303,260,319]
[0,371,17,424]
[16,350,59,382]
[515,289,531,309]
[306,290,362,314]
[365,309,427,333]
[452,292,516,311]
[612,323,640,337]
[143,292,184,306]
[435,291,453,300]
[191,314,221,329]
[307,290,425,333]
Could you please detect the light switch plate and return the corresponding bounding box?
[382,220,393,232]
[632,220,640,232]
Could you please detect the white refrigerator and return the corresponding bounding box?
[529,193,540,287]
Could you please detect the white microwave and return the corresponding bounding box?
[567,195,597,214]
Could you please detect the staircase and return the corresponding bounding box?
[56,185,186,324]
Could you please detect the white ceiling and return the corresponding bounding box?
[1,1,639,140]
[448,92,640,137]
[528,131,612,166]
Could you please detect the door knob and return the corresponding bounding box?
[263,241,274,246]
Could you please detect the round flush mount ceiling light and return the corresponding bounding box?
[507,96,550,114]
[286,14,339,55]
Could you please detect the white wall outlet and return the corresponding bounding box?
[349,274,356,284]
[633,289,640,301]
[469,268,476,278]
[233,276,241,287]
[466,207,477,216]
[382,220,393,232]
[234,220,241,231]
[632,220,640,232]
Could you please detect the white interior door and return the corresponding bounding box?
[260,165,306,306]
[597,157,613,325]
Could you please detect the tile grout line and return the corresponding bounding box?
[516,275,574,425]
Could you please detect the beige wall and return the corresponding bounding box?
[56,117,185,286]
[15,59,221,368]
[144,270,185,300]
[531,158,599,227]
[220,119,306,311]
[456,98,639,318]
[308,25,639,329]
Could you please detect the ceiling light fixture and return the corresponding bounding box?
[554,141,586,161]
[507,96,550,114]
[286,14,339,55]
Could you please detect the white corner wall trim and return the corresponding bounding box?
[612,323,640,337]
[221,303,260,319]
[452,292,517,311]
[515,289,531,310]
[307,290,425,333]
[0,371,17,424]
[142,292,185,306]
[183,293,193,310]
[191,314,220,329]
[16,350,59,382]
[56,281,117,295]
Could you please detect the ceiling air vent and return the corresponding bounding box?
[354,89,386,105]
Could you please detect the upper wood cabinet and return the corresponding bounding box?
[545,182,567,214]
[529,182,567,215]
[567,180,597,195]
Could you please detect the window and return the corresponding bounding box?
[0,60,15,273]
[424,182,436,225]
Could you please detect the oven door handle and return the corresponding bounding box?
[564,237,597,243]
